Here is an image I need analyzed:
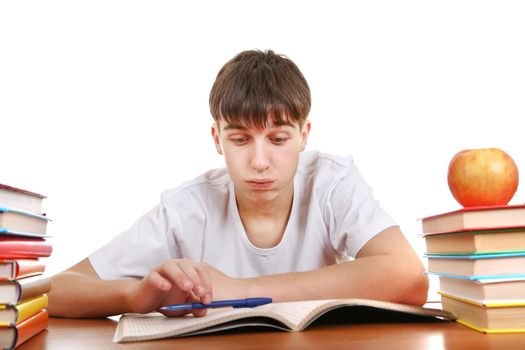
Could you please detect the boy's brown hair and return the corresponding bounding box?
[209,50,311,129]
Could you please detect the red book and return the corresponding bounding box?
[0,238,52,259]
[0,184,45,215]
[0,309,48,349]
[0,259,46,281]
[421,204,525,235]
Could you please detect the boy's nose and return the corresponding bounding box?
[250,143,271,172]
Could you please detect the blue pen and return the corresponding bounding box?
[160,297,272,311]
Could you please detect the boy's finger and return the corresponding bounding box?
[159,260,195,292]
[191,308,208,317]
[147,270,172,291]
[195,263,213,304]
[176,260,206,295]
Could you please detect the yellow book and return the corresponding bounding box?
[456,319,525,334]
[0,294,48,326]
[440,292,525,333]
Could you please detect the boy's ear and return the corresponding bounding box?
[300,120,311,151]
[211,123,223,155]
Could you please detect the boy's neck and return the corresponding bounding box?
[235,185,294,249]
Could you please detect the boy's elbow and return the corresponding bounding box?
[396,264,429,306]
[404,275,429,307]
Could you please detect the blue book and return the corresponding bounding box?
[426,251,525,279]
[0,208,51,238]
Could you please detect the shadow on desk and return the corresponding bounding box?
[19,316,525,350]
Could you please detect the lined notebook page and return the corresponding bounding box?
[113,300,332,342]
[256,299,336,329]
[113,308,286,342]
[113,299,454,343]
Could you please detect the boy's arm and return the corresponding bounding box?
[48,260,136,318]
[231,226,429,306]
[48,258,218,318]
[49,226,427,318]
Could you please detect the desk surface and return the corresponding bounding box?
[19,317,525,350]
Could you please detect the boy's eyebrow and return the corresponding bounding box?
[223,123,248,131]
[272,120,296,128]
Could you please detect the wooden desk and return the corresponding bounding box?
[19,317,525,350]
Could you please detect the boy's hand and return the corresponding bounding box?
[125,259,215,317]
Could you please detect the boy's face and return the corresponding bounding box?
[212,116,311,204]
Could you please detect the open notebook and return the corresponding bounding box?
[113,298,454,343]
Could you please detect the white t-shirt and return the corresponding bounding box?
[89,151,396,280]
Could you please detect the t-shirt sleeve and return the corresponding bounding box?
[324,158,397,258]
[88,204,173,280]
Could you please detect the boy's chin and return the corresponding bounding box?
[243,190,282,205]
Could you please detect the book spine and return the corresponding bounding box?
[19,278,52,303]
[16,259,46,280]
[16,294,48,324]
[0,259,45,281]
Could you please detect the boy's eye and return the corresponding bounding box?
[272,137,288,144]
[231,137,248,145]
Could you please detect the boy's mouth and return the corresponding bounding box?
[246,179,274,189]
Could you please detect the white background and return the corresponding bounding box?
[1,0,524,288]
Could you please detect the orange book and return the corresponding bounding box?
[0,259,45,281]
[0,309,48,349]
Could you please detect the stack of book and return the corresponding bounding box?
[0,184,52,349]
[421,204,525,333]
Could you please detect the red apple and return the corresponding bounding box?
[447,148,519,207]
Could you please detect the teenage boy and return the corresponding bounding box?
[48,49,428,318]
